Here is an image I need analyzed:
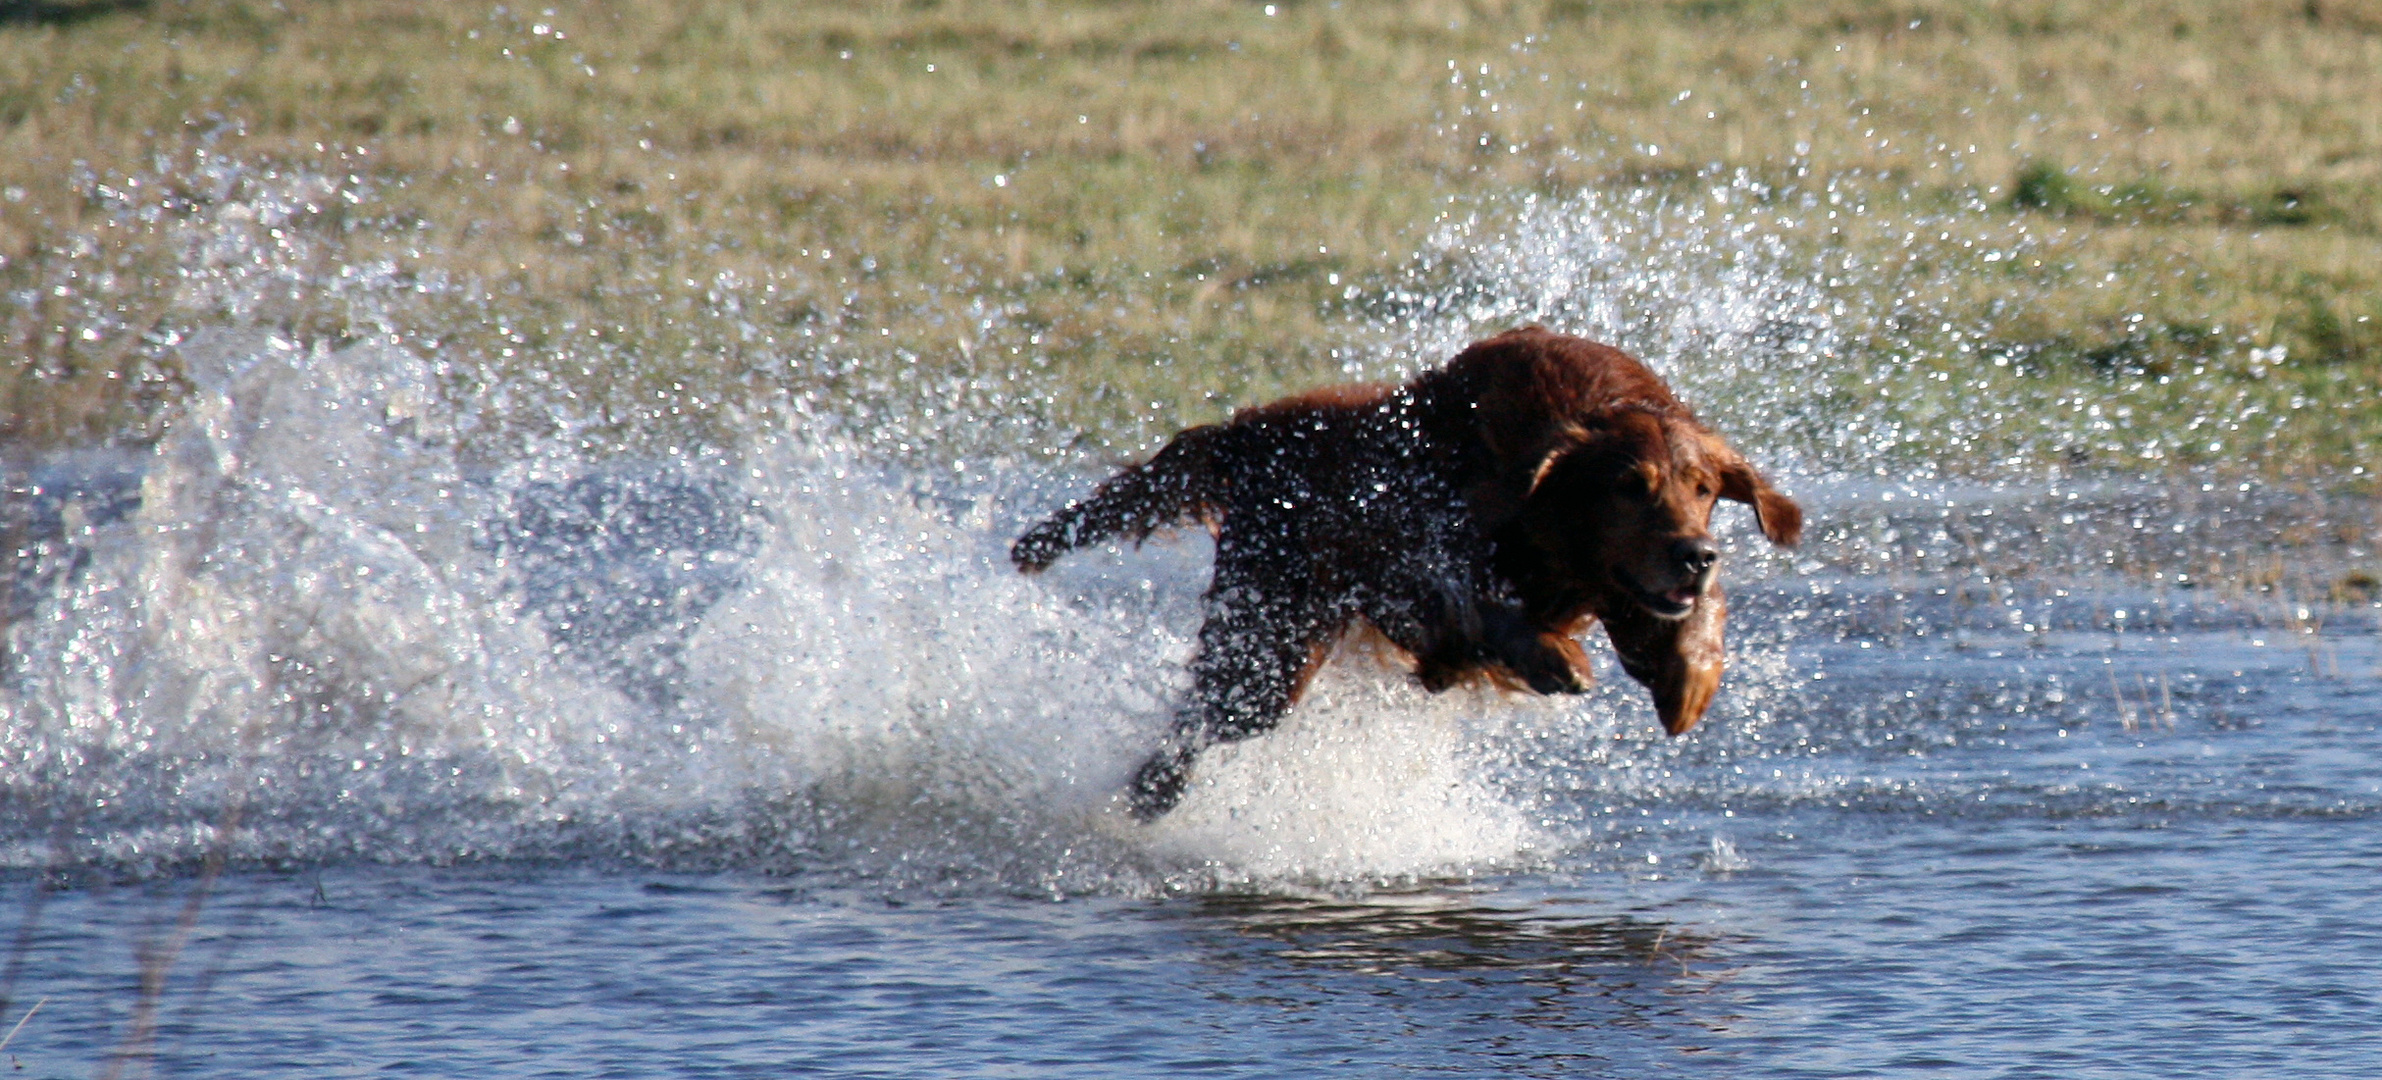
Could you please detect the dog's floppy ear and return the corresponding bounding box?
[1716,453,1803,546]
[1477,422,1595,524]
[1534,419,1648,493]
[1600,585,1725,736]
[1524,441,1570,497]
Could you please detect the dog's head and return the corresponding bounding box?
[1520,409,1801,734]
[1522,410,1801,616]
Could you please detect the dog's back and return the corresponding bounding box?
[1409,327,1691,525]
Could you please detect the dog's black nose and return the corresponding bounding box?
[1672,537,1719,575]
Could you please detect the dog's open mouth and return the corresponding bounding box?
[1622,574,1703,618]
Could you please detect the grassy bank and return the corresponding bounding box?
[2,0,2378,471]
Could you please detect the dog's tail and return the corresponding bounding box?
[1012,423,1227,573]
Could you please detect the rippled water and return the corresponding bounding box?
[3,169,2379,1077]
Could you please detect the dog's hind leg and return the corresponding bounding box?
[1126,560,1341,820]
[1124,740,1201,822]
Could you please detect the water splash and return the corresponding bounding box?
[1,318,1549,893]
[1387,183,1835,383]
[1364,171,2353,478]
[4,160,2373,898]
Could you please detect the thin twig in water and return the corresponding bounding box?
[2109,664,2139,733]
[1647,927,1693,976]
[99,708,269,1080]
[2280,587,2338,677]
[165,870,273,1053]
[0,996,46,1055]
[98,792,246,1080]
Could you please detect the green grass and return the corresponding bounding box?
[2,0,2379,472]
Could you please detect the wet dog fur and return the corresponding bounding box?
[1012,327,1802,819]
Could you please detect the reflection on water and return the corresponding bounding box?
[2,871,1756,1080]
[1159,887,1747,1072]
[1191,888,1722,978]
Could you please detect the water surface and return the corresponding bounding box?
[3,172,2378,1078]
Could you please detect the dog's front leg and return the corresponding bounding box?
[1477,602,1592,695]
[1599,583,1726,736]
[1361,579,1484,693]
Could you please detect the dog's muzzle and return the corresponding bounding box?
[1623,537,1719,618]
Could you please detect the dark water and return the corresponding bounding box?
[5,174,2380,1077]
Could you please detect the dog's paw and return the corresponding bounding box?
[1412,658,1467,694]
[1509,633,1592,695]
[1010,533,1060,573]
[1519,663,1589,695]
[1125,744,1196,821]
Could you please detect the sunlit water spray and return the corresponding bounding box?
[5,165,2374,900]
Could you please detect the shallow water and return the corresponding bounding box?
[7,445,2378,1078]
[8,671,2380,1080]
[5,173,2380,1077]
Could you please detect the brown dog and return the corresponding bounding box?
[1013,327,1801,819]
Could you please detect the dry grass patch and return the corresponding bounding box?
[1,0,2377,468]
